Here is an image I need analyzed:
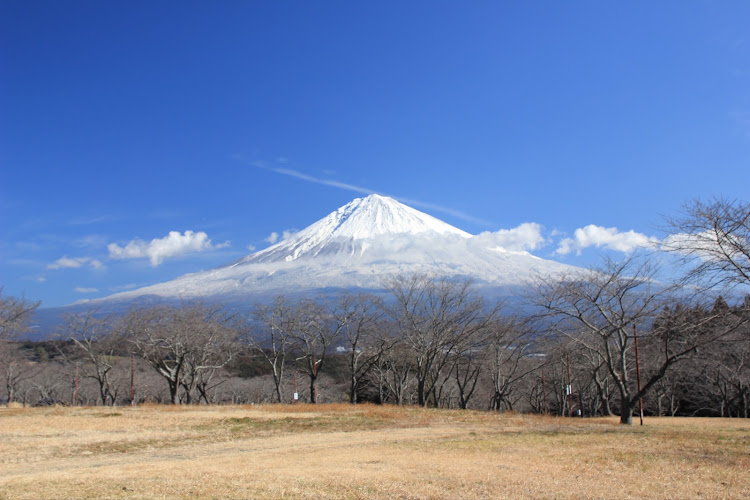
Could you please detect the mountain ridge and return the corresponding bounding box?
[82,195,579,305]
[232,194,470,265]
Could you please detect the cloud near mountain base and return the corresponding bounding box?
[556,225,657,256]
[108,230,229,266]
[471,223,545,252]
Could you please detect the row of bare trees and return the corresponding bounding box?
[1,273,747,419]
[1,198,748,423]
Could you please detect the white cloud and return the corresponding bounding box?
[108,230,229,266]
[265,230,297,246]
[660,231,739,262]
[74,287,99,294]
[48,256,104,270]
[246,244,257,251]
[472,223,545,252]
[48,257,86,269]
[556,225,657,256]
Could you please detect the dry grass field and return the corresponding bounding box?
[0,403,748,499]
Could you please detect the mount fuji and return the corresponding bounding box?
[96,194,578,305]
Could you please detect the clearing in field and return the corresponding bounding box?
[0,404,748,499]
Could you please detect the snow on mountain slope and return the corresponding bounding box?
[235,194,470,264]
[99,194,579,303]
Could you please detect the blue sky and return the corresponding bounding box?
[1,2,749,307]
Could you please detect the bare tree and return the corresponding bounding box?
[375,341,416,405]
[485,316,534,412]
[385,273,494,407]
[126,303,238,404]
[533,255,747,424]
[0,290,42,404]
[451,329,485,410]
[533,256,663,424]
[30,362,69,405]
[655,297,750,418]
[334,293,392,404]
[0,343,43,403]
[247,296,299,403]
[578,344,615,416]
[62,311,121,406]
[179,313,239,404]
[293,298,343,403]
[0,289,40,340]
[664,198,749,289]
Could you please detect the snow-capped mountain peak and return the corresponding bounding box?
[234,194,470,264]
[318,194,471,240]
[96,195,579,306]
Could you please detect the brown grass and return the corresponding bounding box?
[0,404,748,499]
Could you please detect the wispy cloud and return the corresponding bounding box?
[109,283,139,292]
[108,230,230,266]
[556,225,658,256]
[48,256,105,270]
[67,215,115,226]
[237,156,491,226]
[74,287,99,294]
[72,234,109,249]
[265,232,280,244]
[20,274,47,283]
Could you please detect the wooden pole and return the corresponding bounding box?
[542,369,548,415]
[74,362,79,406]
[634,326,644,426]
[312,356,318,404]
[130,353,135,406]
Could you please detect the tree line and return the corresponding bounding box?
[1,198,748,424]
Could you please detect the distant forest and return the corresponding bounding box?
[2,198,748,424]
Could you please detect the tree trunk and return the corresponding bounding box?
[272,371,283,403]
[169,380,180,405]
[309,374,318,403]
[619,399,634,425]
[417,378,426,407]
[350,373,357,404]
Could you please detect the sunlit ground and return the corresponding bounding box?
[1,404,748,499]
